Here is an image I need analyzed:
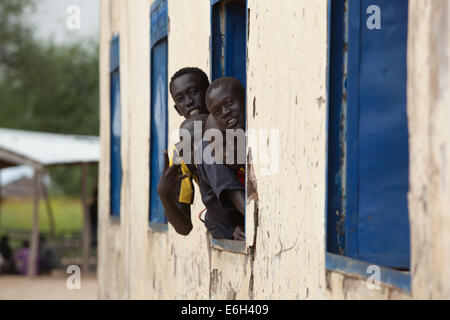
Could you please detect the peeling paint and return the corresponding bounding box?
[210,269,221,296]
[316,96,326,109]
[226,282,237,300]
[98,0,449,300]
[246,149,259,299]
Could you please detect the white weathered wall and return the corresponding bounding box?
[98,0,130,299]
[98,0,449,299]
[245,0,329,299]
[408,0,450,299]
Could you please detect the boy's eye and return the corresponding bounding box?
[177,97,183,103]
[226,100,233,106]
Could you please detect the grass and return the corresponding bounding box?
[0,196,96,264]
[0,196,83,236]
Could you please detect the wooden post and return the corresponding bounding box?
[0,170,2,232]
[28,169,41,277]
[41,172,56,238]
[81,163,91,275]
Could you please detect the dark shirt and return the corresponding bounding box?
[163,141,243,239]
[204,211,235,240]
[197,162,245,229]
[163,166,235,239]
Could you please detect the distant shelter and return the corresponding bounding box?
[0,128,99,276]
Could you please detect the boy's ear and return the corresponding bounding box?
[174,104,183,116]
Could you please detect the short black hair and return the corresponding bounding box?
[206,77,245,101]
[170,67,210,93]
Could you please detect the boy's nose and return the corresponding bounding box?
[221,105,231,116]
[186,95,194,106]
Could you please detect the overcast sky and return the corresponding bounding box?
[28,0,99,43]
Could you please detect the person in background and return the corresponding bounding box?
[0,236,17,274]
[14,240,37,275]
[38,235,57,274]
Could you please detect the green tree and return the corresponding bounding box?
[0,0,35,70]
[0,0,99,195]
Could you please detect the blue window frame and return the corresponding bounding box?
[211,0,247,87]
[149,0,168,228]
[110,34,122,218]
[210,0,248,253]
[326,0,410,288]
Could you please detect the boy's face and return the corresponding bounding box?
[206,84,245,132]
[170,73,209,119]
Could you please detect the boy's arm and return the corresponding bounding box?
[224,191,245,240]
[224,190,245,240]
[158,151,193,236]
[159,194,193,236]
[223,190,245,216]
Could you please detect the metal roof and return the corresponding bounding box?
[0,165,34,187]
[0,128,99,169]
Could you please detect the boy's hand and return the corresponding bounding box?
[233,225,245,241]
[157,150,188,198]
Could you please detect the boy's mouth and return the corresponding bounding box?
[188,109,200,116]
[226,117,238,127]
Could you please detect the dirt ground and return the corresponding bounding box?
[0,273,98,300]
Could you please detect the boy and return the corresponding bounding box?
[159,114,238,239]
[169,67,210,118]
[159,68,241,239]
[157,67,210,236]
[196,77,247,240]
[205,77,245,133]
[158,115,205,235]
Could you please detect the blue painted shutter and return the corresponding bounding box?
[149,0,168,224]
[347,0,410,269]
[211,2,224,81]
[110,35,122,217]
[328,0,410,269]
[211,0,247,87]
